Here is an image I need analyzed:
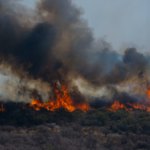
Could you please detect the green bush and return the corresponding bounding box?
[111,110,129,121]
[72,109,85,119]
[97,112,108,125]
[34,114,49,124]
[98,107,113,116]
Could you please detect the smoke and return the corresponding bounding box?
[0,0,149,104]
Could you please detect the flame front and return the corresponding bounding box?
[109,100,133,111]
[29,84,91,112]
[109,86,150,112]
[24,84,150,112]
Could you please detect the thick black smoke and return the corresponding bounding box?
[0,0,149,104]
[0,2,62,82]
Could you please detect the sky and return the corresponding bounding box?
[75,0,150,54]
[19,0,150,54]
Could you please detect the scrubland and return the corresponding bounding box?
[0,102,150,149]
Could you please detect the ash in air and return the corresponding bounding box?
[0,0,149,108]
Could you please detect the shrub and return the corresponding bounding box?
[111,110,129,121]
[97,113,108,125]
[130,134,138,144]
[86,109,98,114]
[72,109,84,119]
[86,136,98,149]
[121,135,127,145]
[101,127,110,137]
[36,125,50,134]
[61,127,81,138]
[72,124,82,132]
[34,114,49,124]
[98,107,113,116]
[117,122,127,131]
[46,144,54,150]
[137,141,147,149]
[0,126,16,133]
[112,124,118,133]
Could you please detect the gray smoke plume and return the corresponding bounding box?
[0,0,149,105]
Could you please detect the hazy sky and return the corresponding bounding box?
[20,0,150,53]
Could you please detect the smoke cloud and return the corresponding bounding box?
[0,0,149,105]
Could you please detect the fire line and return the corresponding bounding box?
[29,84,91,112]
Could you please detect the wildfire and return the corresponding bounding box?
[109,101,150,112]
[108,100,133,111]
[29,84,150,112]
[0,104,5,112]
[29,84,91,112]
[147,85,150,102]
[0,83,148,113]
[109,86,150,112]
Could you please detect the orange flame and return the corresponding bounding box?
[29,84,91,112]
[109,101,150,112]
[126,102,150,112]
[0,104,5,112]
[109,86,150,112]
[147,85,150,102]
[108,100,133,111]
[23,83,150,112]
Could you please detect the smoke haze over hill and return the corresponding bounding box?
[0,0,149,107]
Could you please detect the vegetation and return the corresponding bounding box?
[1,102,150,149]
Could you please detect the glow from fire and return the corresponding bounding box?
[29,84,91,112]
[2,84,150,113]
[0,104,5,112]
[108,100,133,111]
[109,86,150,112]
[147,85,150,101]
